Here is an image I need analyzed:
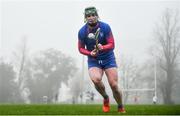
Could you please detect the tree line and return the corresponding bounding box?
[0,8,180,104]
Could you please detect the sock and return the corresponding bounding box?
[103,94,109,100]
[118,104,123,109]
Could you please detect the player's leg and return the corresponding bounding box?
[89,67,108,99]
[105,67,126,113]
[88,67,110,112]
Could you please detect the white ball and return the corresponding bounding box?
[88,33,95,39]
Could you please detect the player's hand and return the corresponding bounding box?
[94,44,103,51]
[97,44,103,51]
[90,49,97,57]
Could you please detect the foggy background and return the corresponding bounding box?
[0,0,180,104]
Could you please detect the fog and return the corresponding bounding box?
[1,0,179,66]
[0,0,180,104]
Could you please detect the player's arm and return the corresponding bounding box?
[78,30,91,56]
[97,25,114,51]
[78,40,91,55]
[78,40,97,57]
[98,32,114,51]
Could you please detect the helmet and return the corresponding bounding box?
[84,6,99,23]
[84,6,98,18]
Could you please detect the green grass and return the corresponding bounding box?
[0,104,180,115]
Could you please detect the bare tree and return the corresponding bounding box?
[153,9,180,104]
[13,36,30,103]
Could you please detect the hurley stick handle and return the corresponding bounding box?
[94,28,100,52]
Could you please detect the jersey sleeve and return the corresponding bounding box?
[78,30,91,56]
[101,24,115,51]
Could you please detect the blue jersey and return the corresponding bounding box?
[78,21,117,69]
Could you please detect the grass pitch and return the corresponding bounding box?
[0,104,180,115]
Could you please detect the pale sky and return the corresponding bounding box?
[1,0,180,68]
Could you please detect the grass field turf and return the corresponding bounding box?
[0,104,180,115]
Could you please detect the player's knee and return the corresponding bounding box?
[92,78,101,85]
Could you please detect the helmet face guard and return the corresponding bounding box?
[84,6,99,22]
